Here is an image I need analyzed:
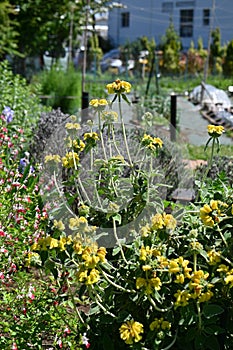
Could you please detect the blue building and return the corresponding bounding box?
[108,0,233,50]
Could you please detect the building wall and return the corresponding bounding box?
[108,0,233,50]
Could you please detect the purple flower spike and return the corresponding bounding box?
[2,106,14,123]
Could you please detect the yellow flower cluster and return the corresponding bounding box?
[141,133,163,151]
[89,98,108,111]
[189,241,203,252]
[139,213,176,239]
[83,132,100,141]
[189,270,214,302]
[89,98,108,107]
[217,264,233,288]
[174,269,214,307]
[62,151,79,168]
[106,79,131,94]
[136,276,162,294]
[77,268,100,285]
[32,232,107,285]
[75,242,107,285]
[66,137,85,152]
[119,320,143,345]
[207,124,224,137]
[207,249,221,265]
[174,289,192,307]
[151,212,177,231]
[69,216,96,235]
[139,245,162,261]
[200,199,227,227]
[150,317,171,331]
[31,235,73,252]
[65,122,81,130]
[53,219,65,231]
[168,256,192,281]
[44,154,61,163]
[24,251,40,267]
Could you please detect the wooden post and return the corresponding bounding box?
[170,93,177,142]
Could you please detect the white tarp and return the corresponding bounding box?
[189,84,232,111]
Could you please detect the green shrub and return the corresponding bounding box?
[33,66,82,114]
[0,60,49,142]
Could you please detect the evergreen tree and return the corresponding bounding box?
[210,28,224,74]
[160,19,181,74]
[0,1,20,59]
[223,40,233,76]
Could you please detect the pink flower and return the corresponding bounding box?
[57,339,63,348]
[63,327,71,337]
[12,342,18,350]
[82,333,90,348]
[0,230,6,236]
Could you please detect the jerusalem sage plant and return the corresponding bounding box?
[30,80,233,349]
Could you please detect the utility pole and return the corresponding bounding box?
[203,0,215,83]
[68,4,74,69]
[201,0,215,103]
[82,0,90,94]
[81,0,90,122]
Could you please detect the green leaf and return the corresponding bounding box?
[194,334,206,350]
[88,305,100,315]
[205,335,220,350]
[113,213,122,224]
[121,93,131,105]
[204,325,225,335]
[203,304,224,319]
[112,246,121,256]
[103,333,115,350]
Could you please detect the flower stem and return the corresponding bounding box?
[217,225,228,247]
[118,95,133,166]
[89,285,116,317]
[204,137,215,180]
[161,330,178,350]
[113,217,128,265]
[111,124,122,155]
[147,294,173,312]
[98,111,107,161]
[53,170,75,216]
[193,253,197,272]
[197,301,202,330]
[100,267,134,293]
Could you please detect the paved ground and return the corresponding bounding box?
[92,95,233,146]
[177,96,233,146]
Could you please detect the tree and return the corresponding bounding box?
[0,1,20,59]
[187,38,207,74]
[9,0,77,74]
[160,20,181,74]
[223,39,233,76]
[210,27,224,74]
[88,34,103,75]
[9,0,121,75]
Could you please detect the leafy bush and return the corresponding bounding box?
[33,66,82,114]
[0,60,49,143]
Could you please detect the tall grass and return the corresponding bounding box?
[32,66,82,114]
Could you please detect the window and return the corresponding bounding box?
[203,9,210,26]
[180,9,193,37]
[121,12,130,27]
